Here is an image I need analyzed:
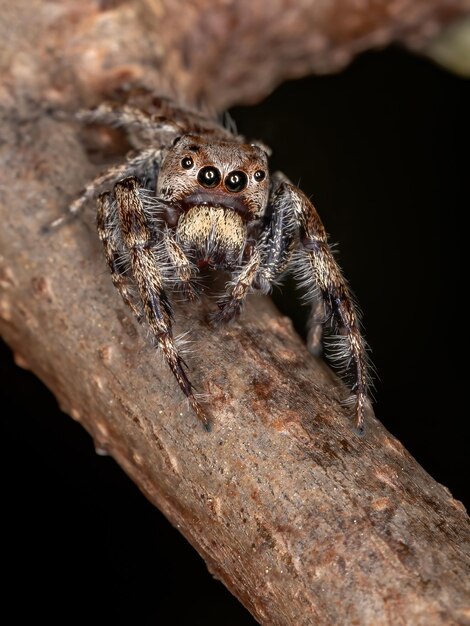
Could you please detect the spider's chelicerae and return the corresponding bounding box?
[64,96,370,433]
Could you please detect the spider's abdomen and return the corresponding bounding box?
[176,205,246,268]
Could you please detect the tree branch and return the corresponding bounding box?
[1,1,469,625]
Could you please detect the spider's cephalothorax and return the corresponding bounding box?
[67,96,371,433]
[157,134,270,270]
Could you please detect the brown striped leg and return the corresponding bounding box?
[114,177,209,429]
[96,192,143,321]
[47,148,163,231]
[78,104,184,138]
[281,181,369,433]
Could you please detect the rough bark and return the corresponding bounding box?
[1,1,469,625]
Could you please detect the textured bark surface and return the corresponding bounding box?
[1,1,470,625]
[2,0,469,112]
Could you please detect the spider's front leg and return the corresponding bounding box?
[97,192,143,322]
[211,174,298,324]
[281,180,370,433]
[111,177,209,429]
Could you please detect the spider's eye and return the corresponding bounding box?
[225,171,248,193]
[181,157,194,170]
[197,166,221,188]
[254,170,266,182]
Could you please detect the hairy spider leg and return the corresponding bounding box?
[283,182,369,433]
[79,98,234,148]
[47,148,164,231]
[257,172,300,284]
[78,104,185,142]
[97,192,143,322]
[211,173,298,324]
[258,173,325,357]
[113,176,209,429]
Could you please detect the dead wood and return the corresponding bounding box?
[1,1,469,625]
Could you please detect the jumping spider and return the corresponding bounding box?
[61,96,370,433]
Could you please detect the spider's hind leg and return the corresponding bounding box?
[46,130,165,232]
[78,103,184,143]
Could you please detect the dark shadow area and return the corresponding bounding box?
[1,46,468,625]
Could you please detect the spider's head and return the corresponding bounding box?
[157,134,270,219]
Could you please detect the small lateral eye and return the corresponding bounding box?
[254,170,266,182]
[197,166,221,188]
[225,170,248,192]
[181,156,194,169]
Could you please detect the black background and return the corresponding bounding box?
[1,47,468,625]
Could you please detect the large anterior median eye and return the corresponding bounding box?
[197,166,221,188]
[225,171,248,192]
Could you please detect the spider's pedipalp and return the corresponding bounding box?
[161,229,199,300]
[210,248,262,325]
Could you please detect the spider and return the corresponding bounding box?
[58,95,370,433]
